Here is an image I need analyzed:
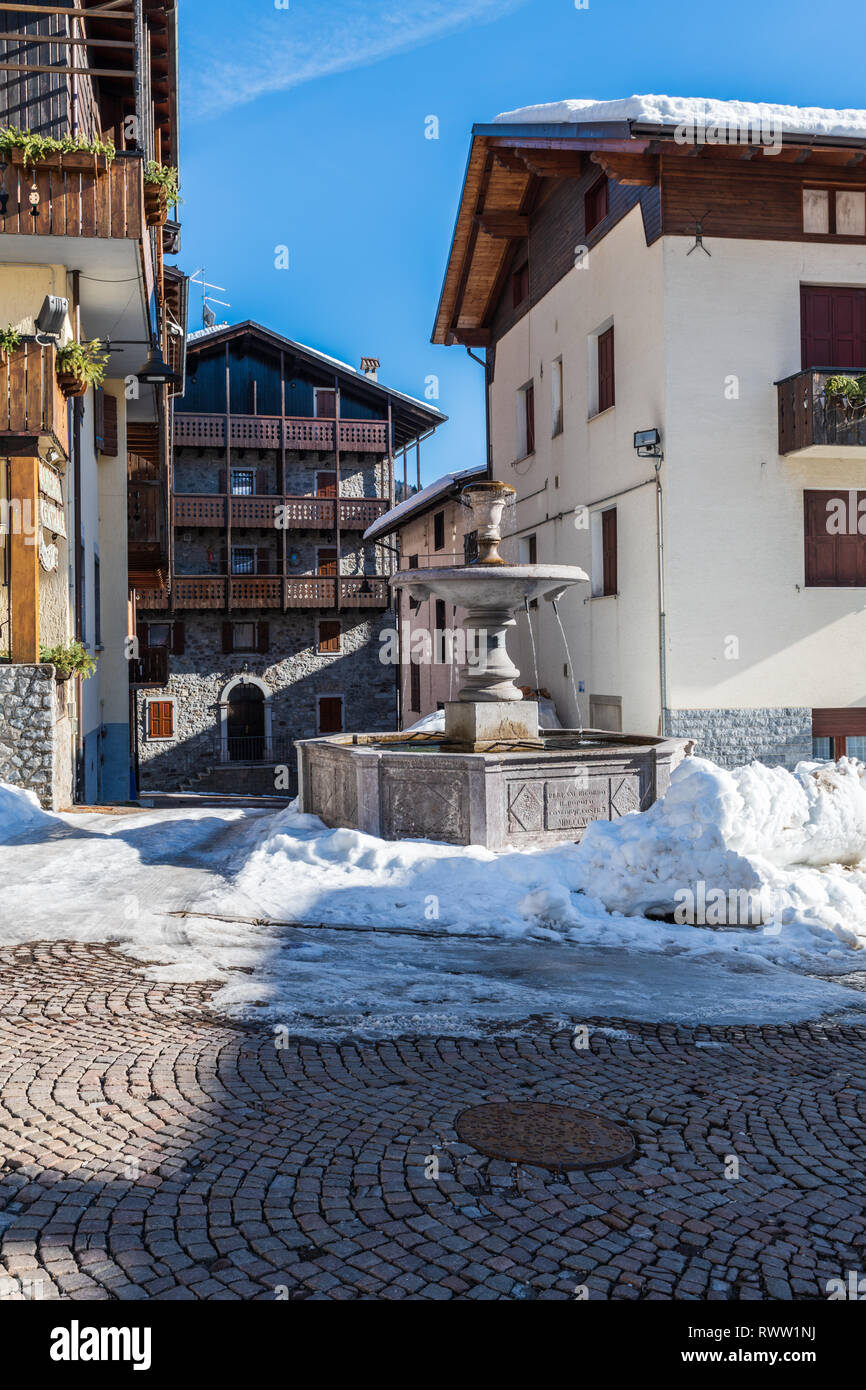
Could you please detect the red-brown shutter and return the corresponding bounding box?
[148,701,173,739]
[222,621,234,653]
[218,468,227,493]
[317,548,337,576]
[804,489,866,586]
[319,620,341,653]
[316,471,337,498]
[171,622,185,655]
[598,327,615,412]
[257,621,270,653]
[318,696,343,733]
[102,392,118,456]
[802,287,866,369]
[256,468,269,495]
[315,390,336,419]
[602,507,618,595]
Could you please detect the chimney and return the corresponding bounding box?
[360,356,380,382]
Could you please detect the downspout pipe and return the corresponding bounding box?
[465,346,492,479]
[655,459,668,737]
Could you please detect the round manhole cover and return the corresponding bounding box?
[455,1101,636,1171]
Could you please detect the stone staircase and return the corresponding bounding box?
[178,762,296,799]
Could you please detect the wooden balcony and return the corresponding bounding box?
[141,574,390,611]
[173,493,389,530]
[173,412,390,453]
[778,369,866,457]
[0,151,143,241]
[0,342,69,459]
[129,647,169,687]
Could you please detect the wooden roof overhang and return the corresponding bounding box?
[433,121,866,346]
[186,321,447,451]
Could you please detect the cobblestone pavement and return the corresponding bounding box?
[0,941,865,1301]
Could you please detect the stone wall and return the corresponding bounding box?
[173,449,388,500]
[0,664,73,809]
[666,707,813,770]
[135,609,397,791]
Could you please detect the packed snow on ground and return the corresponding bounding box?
[2,759,866,1034]
[493,94,866,139]
[0,783,58,842]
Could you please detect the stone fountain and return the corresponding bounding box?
[296,481,690,848]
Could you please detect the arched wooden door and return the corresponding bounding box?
[227,683,265,761]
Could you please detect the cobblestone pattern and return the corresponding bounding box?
[667,707,813,770]
[0,665,70,810]
[1,942,865,1301]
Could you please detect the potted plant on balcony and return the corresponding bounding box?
[0,325,21,361]
[39,640,97,683]
[55,338,108,398]
[143,162,180,227]
[0,126,114,169]
[824,374,866,416]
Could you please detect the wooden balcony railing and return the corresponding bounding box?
[139,574,390,610]
[173,412,390,453]
[0,151,143,240]
[129,647,169,687]
[0,342,69,458]
[173,493,389,530]
[778,369,866,455]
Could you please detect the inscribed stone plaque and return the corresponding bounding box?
[508,780,544,833]
[544,778,608,831]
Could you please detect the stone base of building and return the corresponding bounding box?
[666,707,813,771]
[0,664,74,810]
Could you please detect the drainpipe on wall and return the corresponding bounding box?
[72,271,85,800]
[465,347,492,479]
[655,461,668,737]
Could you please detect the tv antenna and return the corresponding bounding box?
[686,211,711,256]
[189,268,231,327]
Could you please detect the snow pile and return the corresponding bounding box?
[0,782,57,842]
[494,95,866,140]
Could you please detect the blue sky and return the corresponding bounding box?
[177,0,866,484]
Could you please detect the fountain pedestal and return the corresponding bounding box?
[443,699,541,751]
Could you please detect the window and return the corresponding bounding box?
[146,623,171,649]
[407,553,419,570]
[517,382,535,458]
[318,696,344,734]
[518,535,538,605]
[222,622,268,653]
[232,547,254,575]
[318,620,341,653]
[590,695,622,733]
[463,531,478,565]
[232,622,256,652]
[317,547,338,576]
[801,287,866,369]
[804,489,866,586]
[433,510,445,551]
[147,700,174,740]
[812,709,866,759]
[316,471,337,497]
[597,326,615,413]
[315,389,336,419]
[231,470,255,496]
[409,657,421,712]
[592,507,617,596]
[551,358,563,437]
[512,261,529,308]
[585,177,609,235]
[434,599,446,660]
[803,188,866,237]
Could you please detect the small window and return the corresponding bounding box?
[551,358,563,437]
[232,622,256,652]
[231,470,255,496]
[812,710,866,759]
[318,695,344,734]
[315,389,336,419]
[512,261,529,308]
[407,553,419,570]
[232,547,254,575]
[147,700,174,740]
[517,382,535,459]
[463,531,478,565]
[803,187,866,237]
[318,619,341,654]
[433,510,445,551]
[597,325,615,414]
[146,623,171,649]
[409,658,421,713]
[518,534,537,565]
[317,547,338,576]
[585,177,609,235]
[602,507,617,596]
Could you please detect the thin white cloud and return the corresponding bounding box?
[186,0,527,118]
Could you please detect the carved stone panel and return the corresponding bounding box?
[508,780,544,833]
[544,777,609,832]
[382,769,467,844]
[610,774,642,818]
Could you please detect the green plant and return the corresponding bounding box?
[56,338,108,388]
[143,160,181,208]
[0,325,21,355]
[0,126,115,167]
[39,640,97,680]
[824,374,864,404]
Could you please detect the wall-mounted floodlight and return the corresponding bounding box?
[633,428,663,459]
[35,295,68,339]
[136,337,180,387]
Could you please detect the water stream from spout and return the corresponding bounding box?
[523,597,540,695]
[550,597,583,738]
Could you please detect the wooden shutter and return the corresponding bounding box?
[316,471,337,497]
[148,700,173,738]
[598,327,615,412]
[409,658,421,712]
[315,390,336,419]
[257,621,270,653]
[102,392,118,456]
[218,468,227,493]
[602,507,618,595]
[222,621,234,653]
[433,510,445,550]
[139,622,149,649]
[93,388,105,450]
[804,489,866,586]
[171,622,185,655]
[319,620,341,653]
[256,468,269,495]
[802,286,866,369]
[585,177,609,234]
[525,385,535,455]
[318,696,343,733]
[317,548,337,576]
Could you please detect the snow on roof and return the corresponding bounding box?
[363,464,486,542]
[493,95,866,141]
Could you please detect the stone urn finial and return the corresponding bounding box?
[461,481,515,565]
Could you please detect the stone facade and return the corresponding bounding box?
[0,664,73,810]
[666,707,813,770]
[135,608,397,793]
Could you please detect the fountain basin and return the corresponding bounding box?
[296,728,693,850]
